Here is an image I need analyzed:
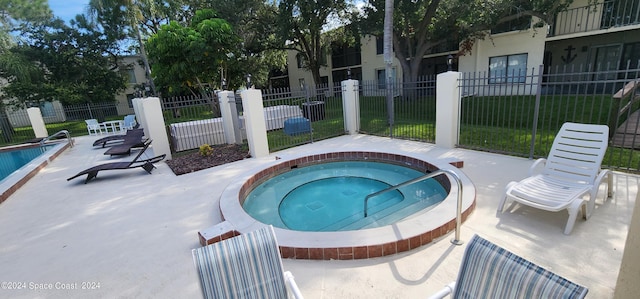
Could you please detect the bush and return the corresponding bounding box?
[199,144,213,157]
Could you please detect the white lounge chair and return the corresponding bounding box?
[498,122,612,234]
[85,119,104,135]
[429,234,588,299]
[192,225,303,299]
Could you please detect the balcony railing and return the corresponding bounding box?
[551,0,640,37]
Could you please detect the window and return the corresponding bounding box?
[376,68,396,89]
[593,45,622,80]
[39,101,55,117]
[127,94,135,108]
[296,53,306,68]
[127,69,137,84]
[376,36,383,55]
[331,42,361,68]
[298,78,306,89]
[319,48,328,66]
[621,42,640,70]
[121,68,137,84]
[489,54,528,84]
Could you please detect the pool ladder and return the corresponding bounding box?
[40,130,74,147]
[363,169,465,245]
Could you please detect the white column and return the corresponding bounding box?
[132,98,146,134]
[241,89,269,158]
[137,97,172,160]
[614,186,640,299]
[342,79,360,135]
[27,107,48,138]
[435,71,461,148]
[218,91,242,144]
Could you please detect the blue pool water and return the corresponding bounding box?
[243,161,447,231]
[0,145,54,182]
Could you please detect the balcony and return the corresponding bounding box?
[550,0,640,37]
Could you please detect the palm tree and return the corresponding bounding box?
[384,0,394,128]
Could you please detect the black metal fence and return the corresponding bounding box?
[352,65,639,172]
[160,93,225,152]
[359,76,437,142]
[0,102,119,146]
[262,83,345,152]
[160,85,346,154]
[458,63,640,172]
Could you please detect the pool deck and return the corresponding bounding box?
[0,134,636,298]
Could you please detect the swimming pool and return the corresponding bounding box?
[0,145,55,181]
[0,142,71,204]
[204,150,476,260]
[243,161,447,231]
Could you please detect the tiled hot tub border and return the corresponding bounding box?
[198,151,476,260]
[203,151,475,260]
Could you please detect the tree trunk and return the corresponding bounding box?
[135,26,157,96]
[384,0,394,127]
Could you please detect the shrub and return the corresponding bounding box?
[199,144,213,157]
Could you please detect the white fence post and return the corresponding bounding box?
[241,89,269,158]
[27,107,48,138]
[436,71,461,148]
[135,97,172,160]
[342,79,360,135]
[218,91,243,144]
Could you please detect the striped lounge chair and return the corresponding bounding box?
[429,234,587,299]
[192,225,303,299]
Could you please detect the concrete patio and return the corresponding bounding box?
[0,134,636,298]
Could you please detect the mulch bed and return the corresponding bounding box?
[165,144,250,175]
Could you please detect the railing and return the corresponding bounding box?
[359,76,437,142]
[363,169,465,245]
[552,0,640,37]
[40,129,74,147]
[458,64,640,173]
[263,83,346,152]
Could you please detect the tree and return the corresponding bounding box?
[177,0,287,88]
[275,0,353,86]
[87,0,180,96]
[146,9,240,95]
[0,0,52,142]
[2,18,127,106]
[0,0,52,49]
[354,0,582,83]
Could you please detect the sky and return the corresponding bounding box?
[49,0,90,23]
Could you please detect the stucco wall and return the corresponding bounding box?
[286,49,332,91]
[458,24,547,74]
[286,35,403,90]
[359,35,402,83]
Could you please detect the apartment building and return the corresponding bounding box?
[284,0,640,90]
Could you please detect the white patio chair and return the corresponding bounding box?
[192,225,303,299]
[429,234,588,299]
[120,114,137,132]
[498,122,612,234]
[85,119,104,135]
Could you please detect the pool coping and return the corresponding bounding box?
[0,141,71,205]
[204,149,476,260]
